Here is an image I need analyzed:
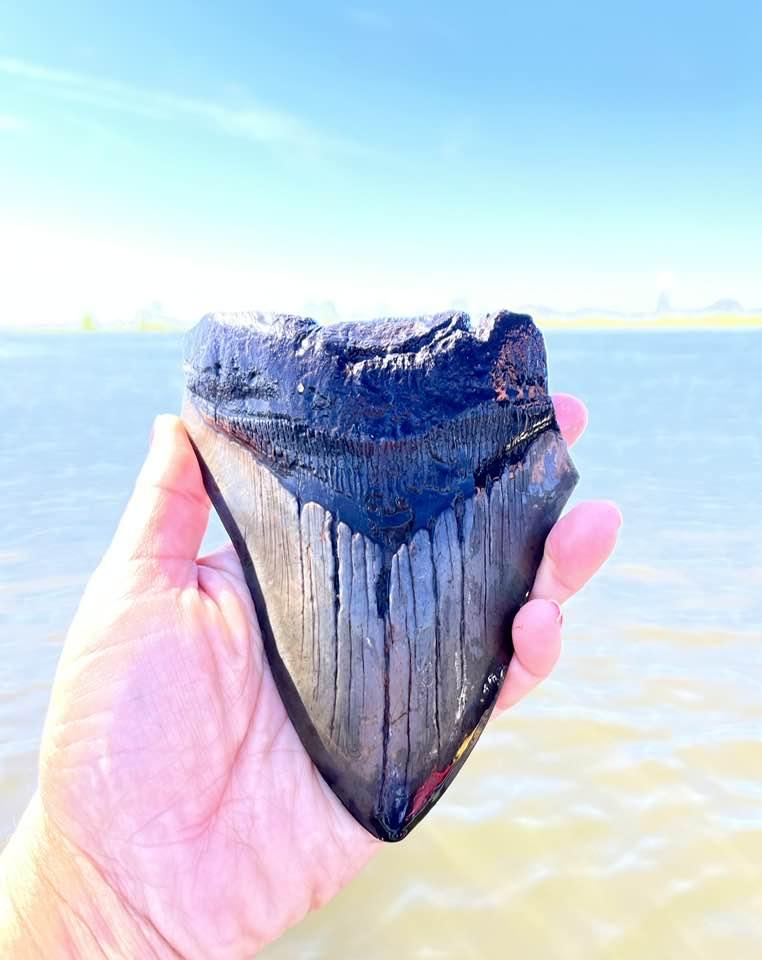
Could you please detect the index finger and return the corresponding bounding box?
[552,393,588,447]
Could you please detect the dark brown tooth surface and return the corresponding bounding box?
[182,309,578,841]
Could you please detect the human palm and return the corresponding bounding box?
[35,403,619,959]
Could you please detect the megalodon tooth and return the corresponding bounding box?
[182,309,578,841]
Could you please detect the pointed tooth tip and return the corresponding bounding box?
[368,811,412,844]
[376,825,408,843]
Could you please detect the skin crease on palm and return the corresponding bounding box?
[0,393,621,960]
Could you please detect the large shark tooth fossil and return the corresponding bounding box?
[182,310,578,841]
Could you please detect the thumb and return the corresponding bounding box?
[107,414,210,577]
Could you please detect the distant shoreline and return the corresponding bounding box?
[2,312,761,334]
[537,312,762,331]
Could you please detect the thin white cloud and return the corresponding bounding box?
[346,7,392,30]
[0,112,26,132]
[0,55,355,153]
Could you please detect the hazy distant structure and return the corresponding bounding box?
[656,291,672,313]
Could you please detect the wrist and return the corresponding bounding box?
[1,794,180,959]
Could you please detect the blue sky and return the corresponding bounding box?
[1,1,760,326]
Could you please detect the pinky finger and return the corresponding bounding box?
[494,598,563,716]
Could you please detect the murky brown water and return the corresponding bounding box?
[2,331,760,957]
[263,621,762,959]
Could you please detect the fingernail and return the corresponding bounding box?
[549,600,564,625]
[148,416,158,449]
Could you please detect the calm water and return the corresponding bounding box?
[1,331,761,957]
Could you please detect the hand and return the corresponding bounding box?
[0,397,620,959]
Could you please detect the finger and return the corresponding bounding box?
[197,542,250,592]
[551,393,588,447]
[530,500,622,604]
[197,541,241,577]
[495,599,563,714]
[108,415,210,571]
